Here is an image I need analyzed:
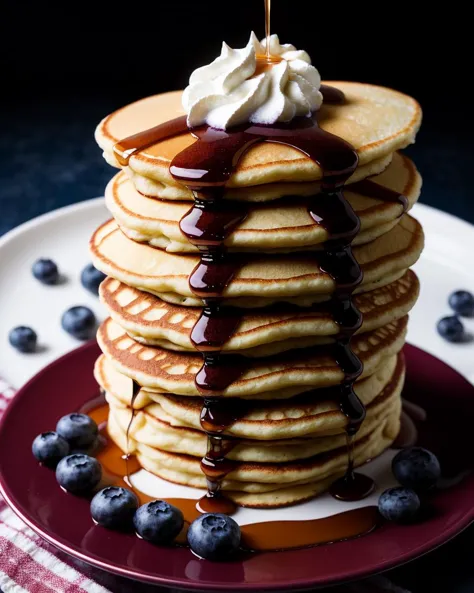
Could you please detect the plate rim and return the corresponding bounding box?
[0,196,105,250]
[1,342,474,591]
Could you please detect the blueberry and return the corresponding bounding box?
[392,447,441,492]
[437,315,465,343]
[187,513,241,560]
[378,487,420,523]
[134,500,184,544]
[61,306,96,340]
[91,487,138,530]
[56,413,98,448]
[81,263,106,296]
[32,258,59,285]
[32,431,69,467]
[56,454,101,494]
[449,290,474,317]
[8,326,37,353]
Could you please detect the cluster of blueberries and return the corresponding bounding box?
[33,412,442,560]
[378,447,441,523]
[32,413,240,561]
[437,290,474,343]
[8,259,106,353]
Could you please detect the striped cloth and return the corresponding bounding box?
[0,380,410,593]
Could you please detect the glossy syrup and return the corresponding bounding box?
[112,84,410,508]
[264,0,271,59]
[351,179,409,216]
[170,93,365,506]
[85,397,380,550]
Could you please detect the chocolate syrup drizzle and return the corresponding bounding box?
[111,83,410,510]
[351,179,409,217]
[123,380,142,489]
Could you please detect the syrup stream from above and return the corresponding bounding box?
[264,0,273,61]
[112,84,409,510]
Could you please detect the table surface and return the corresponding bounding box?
[0,95,473,592]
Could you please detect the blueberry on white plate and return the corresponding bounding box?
[392,447,441,492]
[9,326,37,353]
[56,413,98,449]
[134,500,184,544]
[32,431,69,467]
[81,263,106,296]
[448,290,474,317]
[91,487,139,530]
[187,513,241,560]
[378,487,420,523]
[61,306,96,340]
[56,454,102,494]
[437,315,465,343]
[32,258,59,285]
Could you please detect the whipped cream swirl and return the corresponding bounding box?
[182,32,323,130]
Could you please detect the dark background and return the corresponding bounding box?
[0,0,472,236]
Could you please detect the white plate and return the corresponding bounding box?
[0,198,108,387]
[0,198,473,525]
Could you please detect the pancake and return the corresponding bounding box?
[107,378,401,462]
[100,271,419,354]
[105,152,421,252]
[95,83,421,199]
[107,399,400,507]
[90,215,424,307]
[97,315,408,397]
[127,155,393,203]
[95,351,403,441]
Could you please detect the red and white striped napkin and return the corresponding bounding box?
[0,379,410,593]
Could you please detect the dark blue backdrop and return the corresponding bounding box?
[0,0,472,235]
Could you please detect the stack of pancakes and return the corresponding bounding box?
[91,82,423,508]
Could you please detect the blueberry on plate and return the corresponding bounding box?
[134,500,184,544]
[32,258,59,285]
[8,326,37,353]
[91,487,139,530]
[187,513,241,560]
[81,263,106,296]
[56,413,98,449]
[61,306,96,340]
[32,431,69,467]
[378,487,420,523]
[449,290,474,317]
[392,447,441,492]
[437,315,465,343]
[56,454,101,494]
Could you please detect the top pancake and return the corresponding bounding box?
[95,82,422,199]
[106,152,422,252]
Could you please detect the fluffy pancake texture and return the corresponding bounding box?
[97,316,407,397]
[105,152,421,252]
[99,271,419,353]
[95,83,421,199]
[91,215,423,306]
[95,352,403,440]
[106,400,400,507]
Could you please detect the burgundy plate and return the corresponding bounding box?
[0,342,473,591]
